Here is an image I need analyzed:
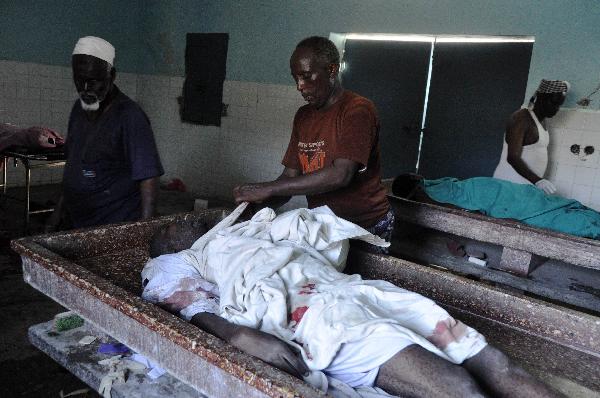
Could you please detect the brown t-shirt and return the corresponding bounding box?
[282,90,390,228]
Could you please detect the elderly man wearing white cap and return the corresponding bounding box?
[493,79,569,194]
[47,36,164,230]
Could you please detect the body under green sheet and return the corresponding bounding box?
[422,177,600,239]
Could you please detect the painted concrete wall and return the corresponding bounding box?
[0,0,143,73]
[139,0,600,108]
[2,1,599,107]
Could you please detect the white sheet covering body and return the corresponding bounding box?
[142,205,486,393]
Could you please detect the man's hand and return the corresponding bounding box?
[26,126,64,148]
[233,160,358,206]
[229,326,309,378]
[190,312,308,378]
[233,183,272,204]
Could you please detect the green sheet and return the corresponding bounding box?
[422,177,600,239]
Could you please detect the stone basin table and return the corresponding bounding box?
[11,209,600,397]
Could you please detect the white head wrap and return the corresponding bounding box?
[529,79,570,107]
[536,79,570,95]
[72,36,115,66]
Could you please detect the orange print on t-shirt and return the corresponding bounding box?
[299,150,326,173]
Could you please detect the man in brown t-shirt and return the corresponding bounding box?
[233,36,392,252]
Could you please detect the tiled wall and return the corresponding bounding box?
[547,109,600,211]
[0,59,308,208]
[0,60,137,187]
[135,73,307,208]
[2,59,599,211]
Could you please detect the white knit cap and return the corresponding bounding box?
[72,36,115,66]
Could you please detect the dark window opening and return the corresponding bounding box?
[182,33,229,127]
[337,34,534,179]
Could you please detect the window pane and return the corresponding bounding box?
[419,42,533,179]
[342,40,432,177]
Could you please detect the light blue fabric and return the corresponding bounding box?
[422,177,600,239]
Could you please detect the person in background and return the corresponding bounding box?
[0,124,63,152]
[233,36,392,253]
[47,36,163,231]
[493,79,569,195]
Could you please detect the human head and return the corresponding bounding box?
[149,218,208,258]
[530,79,569,118]
[290,36,340,109]
[392,173,424,199]
[72,36,116,112]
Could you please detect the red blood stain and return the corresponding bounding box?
[291,306,309,324]
[299,283,316,295]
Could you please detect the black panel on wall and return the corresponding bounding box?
[182,33,229,126]
[419,42,532,179]
[341,40,431,178]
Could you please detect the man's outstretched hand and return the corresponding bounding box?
[229,326,309,378]
[190,312,308,378]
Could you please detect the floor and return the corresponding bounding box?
[0,183,213,398]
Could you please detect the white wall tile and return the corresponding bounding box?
[574,166,596,185]
[226,105,248,118]
[169,76,184,89]
[0,61,9,76]
[548,109,584,130]
[554,142,581,166]
[2,81,17,98]
[554,179,574,198]
[13,73,28,87]
[555,163,577,181]
[571,183,593,204]
[561,128,584,145]
[60,65,72,79]
[27,74,41,88]
[580,110,600,132]
[46,65,63,78]
[590,186,600,209]
[592,169,600,187]
[580,129,600,145]
[12,61,29,75]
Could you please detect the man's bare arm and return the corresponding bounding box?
[233,159,359,204]
[139,177,159,220]
[242,167,300,210]
[505,112,542,184]
[190,312,308,378]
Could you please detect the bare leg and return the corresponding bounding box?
[463,345,566,398]
[376,344,488,398]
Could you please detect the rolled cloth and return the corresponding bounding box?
[536,79,570,95]
[72,36,115,66]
